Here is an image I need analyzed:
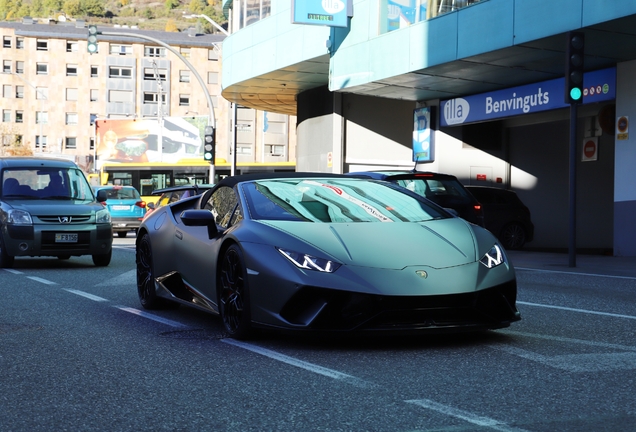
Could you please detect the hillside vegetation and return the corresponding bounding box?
[0,0,227,33]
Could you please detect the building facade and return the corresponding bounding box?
[0,18,295,173]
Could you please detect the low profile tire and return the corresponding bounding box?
[218,244,252,339]
[92,250,112,267]
[136,233,175,309]
[0,235,15,269]
[117,232,127,238]
[499,223,526,250]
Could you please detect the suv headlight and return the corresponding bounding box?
[277,248,341,273]
[479,244,506,269]
[96,208,111,224]
[7,209,32,225]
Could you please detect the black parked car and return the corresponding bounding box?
[347,170,485,227]
[465,186,534,250]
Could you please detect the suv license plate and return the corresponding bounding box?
[55,233,78,243]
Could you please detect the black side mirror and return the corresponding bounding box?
[180,209,218,239]
[96,189,108,203]
[147,202,155,210]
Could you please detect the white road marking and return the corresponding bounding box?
[116,306,189,328]
[3,269,23,274]
[96,269,136,287]
[499,330,636,352]
[405,399,529,432]
[515,266,636,280]
[26,276,57,285]
[517,300,636,320]
[222,339,375,388]
[64,289,109,302]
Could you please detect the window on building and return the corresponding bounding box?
[66,41,78,52]
[66,64,78,76]
[2,135,11,146]
[36,112,48,124]
[90,137,95,150]
[179,94,190,106]
[3,60,11,73]
[267,144,286,156]
[16,38,24,49]
[109,66,133,78]
[66,88,78,101]
[65,137,77,149]
[207,72,219,85]
[35,135,47,149]
[91,66,98,77]
[90,114,97,125]
[15,86,23,98]
[15,61,24,74]
[179,70,190,83]
[109,44,133,55]
[36,39,48,51]
[3,36,11,48]
[36,63,48,75]
[208,49,219,61]
[66,113,78,125]
[143,92,166,104]
[36,87,48,100]
[143,67,167,81]
[237,145,253,155]
[2,110,10,122]
[2,85,10,98]
[108,90,133,103]
[16,111,23,123]
[144,46,166,57]
[90,89,99,102]
[180,47,191,58]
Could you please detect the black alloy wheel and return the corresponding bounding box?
[218,244,252,339]
[0,235,15,268]
[500,222,526,250]
[136,233,165,309]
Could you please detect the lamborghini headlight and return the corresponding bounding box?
[479,244,506,269]
[96,208,111,224]
[277,248,341,273]
[7,209,32,225]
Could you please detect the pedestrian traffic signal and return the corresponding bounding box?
[203,126,215,162]
[87,25,98,54]
[565,31,585,104]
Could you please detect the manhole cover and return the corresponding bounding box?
[159,328,227,340]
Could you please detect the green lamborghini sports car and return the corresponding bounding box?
[136,173,520,339]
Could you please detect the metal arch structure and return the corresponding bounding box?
[96,30,218,183]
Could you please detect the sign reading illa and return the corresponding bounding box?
[292,0,351,28]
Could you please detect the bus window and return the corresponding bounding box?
[111,172,132,186]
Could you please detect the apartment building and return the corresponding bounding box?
[0,18,295,172]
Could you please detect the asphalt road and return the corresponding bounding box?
[1,235,636,431]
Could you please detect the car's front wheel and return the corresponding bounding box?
[218,244,252,339]
[0,235,15,268]
[136,233,175,309]
[500,222,527,250]
[92,250,112,267]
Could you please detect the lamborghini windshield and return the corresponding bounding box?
[242,178,450,223]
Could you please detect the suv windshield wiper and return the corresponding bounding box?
[2,194,38,199]
[41,195,73,200]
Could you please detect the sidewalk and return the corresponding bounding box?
[506,250,636,279]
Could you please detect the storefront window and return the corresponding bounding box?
[380,0,482,34]
[236,0,271,30]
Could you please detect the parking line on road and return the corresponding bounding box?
[64,289,109,302]
[405,399,528,432]
[3,269,23,274]
[222,339,375,388]
[517,300,636,320]
[116,306,190,328]
[26,276,57,285]
[515,267,636,280]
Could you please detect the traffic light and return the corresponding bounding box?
[203,126,215,162]
[87,25,98,54]
[565,31,585,104]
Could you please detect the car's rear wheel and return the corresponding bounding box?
[500,223,526,250]
[117,232,127,238]
[92,250,112,267]
[136,233,175,309]
[218,244,252,339]
[0,235,15,268]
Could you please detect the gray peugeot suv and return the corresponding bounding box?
[1,157,113,268]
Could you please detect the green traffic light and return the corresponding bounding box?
[570,87,582,101]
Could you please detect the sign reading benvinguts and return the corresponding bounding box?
[441,67,616,127]
[292,0,352,28]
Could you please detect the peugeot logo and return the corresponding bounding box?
[415,270,428,279]
[59,216,72,224]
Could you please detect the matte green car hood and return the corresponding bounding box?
[260,218,479,270]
